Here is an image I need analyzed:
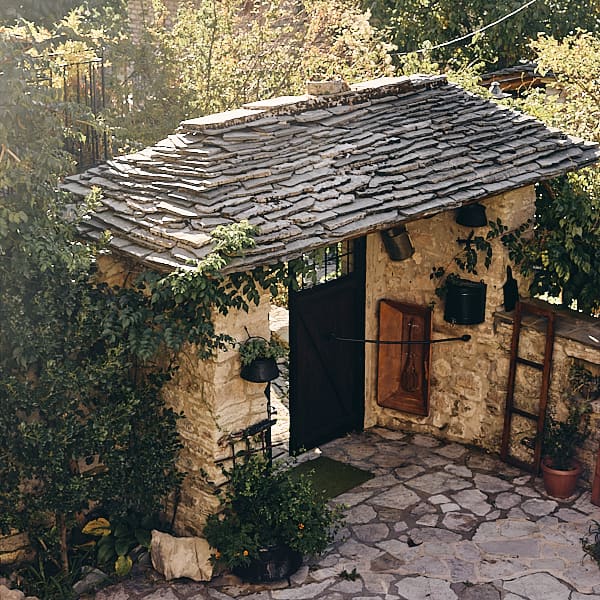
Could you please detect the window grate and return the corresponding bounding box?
[298,239,355,290]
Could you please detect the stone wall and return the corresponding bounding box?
[162,297,271,536]
[0,531,32,567]
[494,311,600,486]
[364,184,600,485]
[365,186,537,448]
[95,254,271,536]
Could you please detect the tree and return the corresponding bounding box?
[0,0,124,27]
[0,27,182,576]
[0,21,285,581]
[364,0,600,69]
[47,0,394,151]
[502,33,600,313]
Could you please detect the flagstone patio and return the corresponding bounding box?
[90,428,600,600]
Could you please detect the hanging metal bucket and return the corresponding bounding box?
[455,203,488,227]
[444,278,487,325]
[381,226,414,261]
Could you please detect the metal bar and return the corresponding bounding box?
[511,406,538,420]
[100,53,108,161]
[515,356,544,370]
[330,333,471,345]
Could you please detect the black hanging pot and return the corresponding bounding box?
[455,203,487,227]
[381,225,414,261]
[241,358,279,383]
[232,545,302,583]
[444,278,487,325]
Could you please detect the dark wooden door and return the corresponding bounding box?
[288,238,366,453]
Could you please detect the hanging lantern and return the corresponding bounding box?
[455,203,487,227]
[381,225,414,261]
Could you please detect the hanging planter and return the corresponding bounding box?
[239,336,285,383]
[443,277,487,325]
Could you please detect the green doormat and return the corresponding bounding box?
[290,456,373,499]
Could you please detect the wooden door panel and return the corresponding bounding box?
[289,240,365,453]
[377,299,432,416]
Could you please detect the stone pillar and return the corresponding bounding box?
[163,293,272,535]
[95,254,273,535]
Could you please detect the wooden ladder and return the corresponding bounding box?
[500,301,556,473]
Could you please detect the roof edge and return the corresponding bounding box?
[177,74,448,133]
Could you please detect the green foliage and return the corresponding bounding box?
[203,455,344,570]
[543,365,593,470]
[366,0,600,69]
[0,0,125,27]
[491,32,600,314]
[82,512,156,576]
[499,177,600,313]
[239,337,287,367]
[430,225,497,298]
[339,567,360,581]
[0,27,181,577]
[521,33,600,142]
[0,20,322,584]
[19,550,90,600]
[41,0,393,152]
[582,520,600,568]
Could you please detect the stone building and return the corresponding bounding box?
[63,75,600,535]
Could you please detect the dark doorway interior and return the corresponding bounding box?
[288,238,366,453]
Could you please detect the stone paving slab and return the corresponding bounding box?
[87,428,600,600]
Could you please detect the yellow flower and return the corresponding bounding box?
[243,549,249,556]
[298,523,305,530]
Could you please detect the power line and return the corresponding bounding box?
[393,0,539,56]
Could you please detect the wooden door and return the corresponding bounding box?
[288,238,365,453]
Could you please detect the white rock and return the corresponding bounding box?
[395,576,457,599]
[503,572,571,599]
[151,530,213,582]
[0,585,24,600]
[521,498,558,517]
[430,494,451,505]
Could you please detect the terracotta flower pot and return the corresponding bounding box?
[541,458,582,499]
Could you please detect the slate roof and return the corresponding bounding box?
[63,75,600,272]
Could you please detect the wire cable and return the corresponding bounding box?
[329,333,472,345]
[393,0,539,56]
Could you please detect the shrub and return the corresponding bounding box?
[203,455,343,570]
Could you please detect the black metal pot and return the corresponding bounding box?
[241,357,279,383]
[444,278,487,325]
[232,545,302,583]
[455,203,487,227]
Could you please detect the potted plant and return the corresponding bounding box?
[541,366,593,498]
[203,454,343,583]
[239,336,286,383]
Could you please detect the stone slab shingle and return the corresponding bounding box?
[63,75,600,272]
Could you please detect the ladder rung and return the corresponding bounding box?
[516,356,544,370]
[511,406,538,420]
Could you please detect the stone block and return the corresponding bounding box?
[151,530,214,581]
[0,533,28,554]
[0,585,25,600]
